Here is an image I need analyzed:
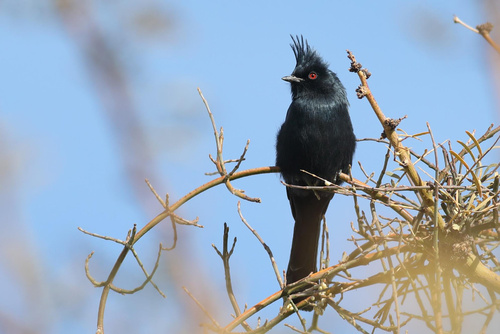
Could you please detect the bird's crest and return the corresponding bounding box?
[290,35,319,68]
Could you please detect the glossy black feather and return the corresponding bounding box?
[276,36,356,307]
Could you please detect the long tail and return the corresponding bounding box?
[286,189,332,285]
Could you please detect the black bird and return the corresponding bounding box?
[276,36,356,305]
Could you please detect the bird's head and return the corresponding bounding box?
[283,35,341,99]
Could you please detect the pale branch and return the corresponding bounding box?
[183,286,221,330]
[78,227,130,246]
[96,224,137,333]
[198,87,261,203]
[237,201,284,289]
[108,243,165,297]
[212,223,253,332]
[348,49,446,230]
[145,178,166,208]
[454,16,500,54]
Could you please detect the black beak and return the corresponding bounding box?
[282,75,304,83]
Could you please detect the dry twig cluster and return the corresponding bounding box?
[82,16,500,334]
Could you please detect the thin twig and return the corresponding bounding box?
[95,224,137,333]
[454,16,500,54]
[453,15,479,33]
[237,202,284,289]
[78,227,128,245]
[183,286,221,330]
[145,178,166,208]
[370,200,401,333]
[108,243,165,297]
[427,122,443,334]
[198,87,260,203]
[212,223,253,332]
[347,50,445,230]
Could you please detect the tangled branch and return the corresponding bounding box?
[82,25,500,333]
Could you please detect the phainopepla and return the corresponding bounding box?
[276,36,356,306]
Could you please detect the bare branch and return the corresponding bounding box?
[237,202,284,289]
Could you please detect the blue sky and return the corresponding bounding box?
[1,1,499,333]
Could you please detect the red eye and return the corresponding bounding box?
[308,72,318,80]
